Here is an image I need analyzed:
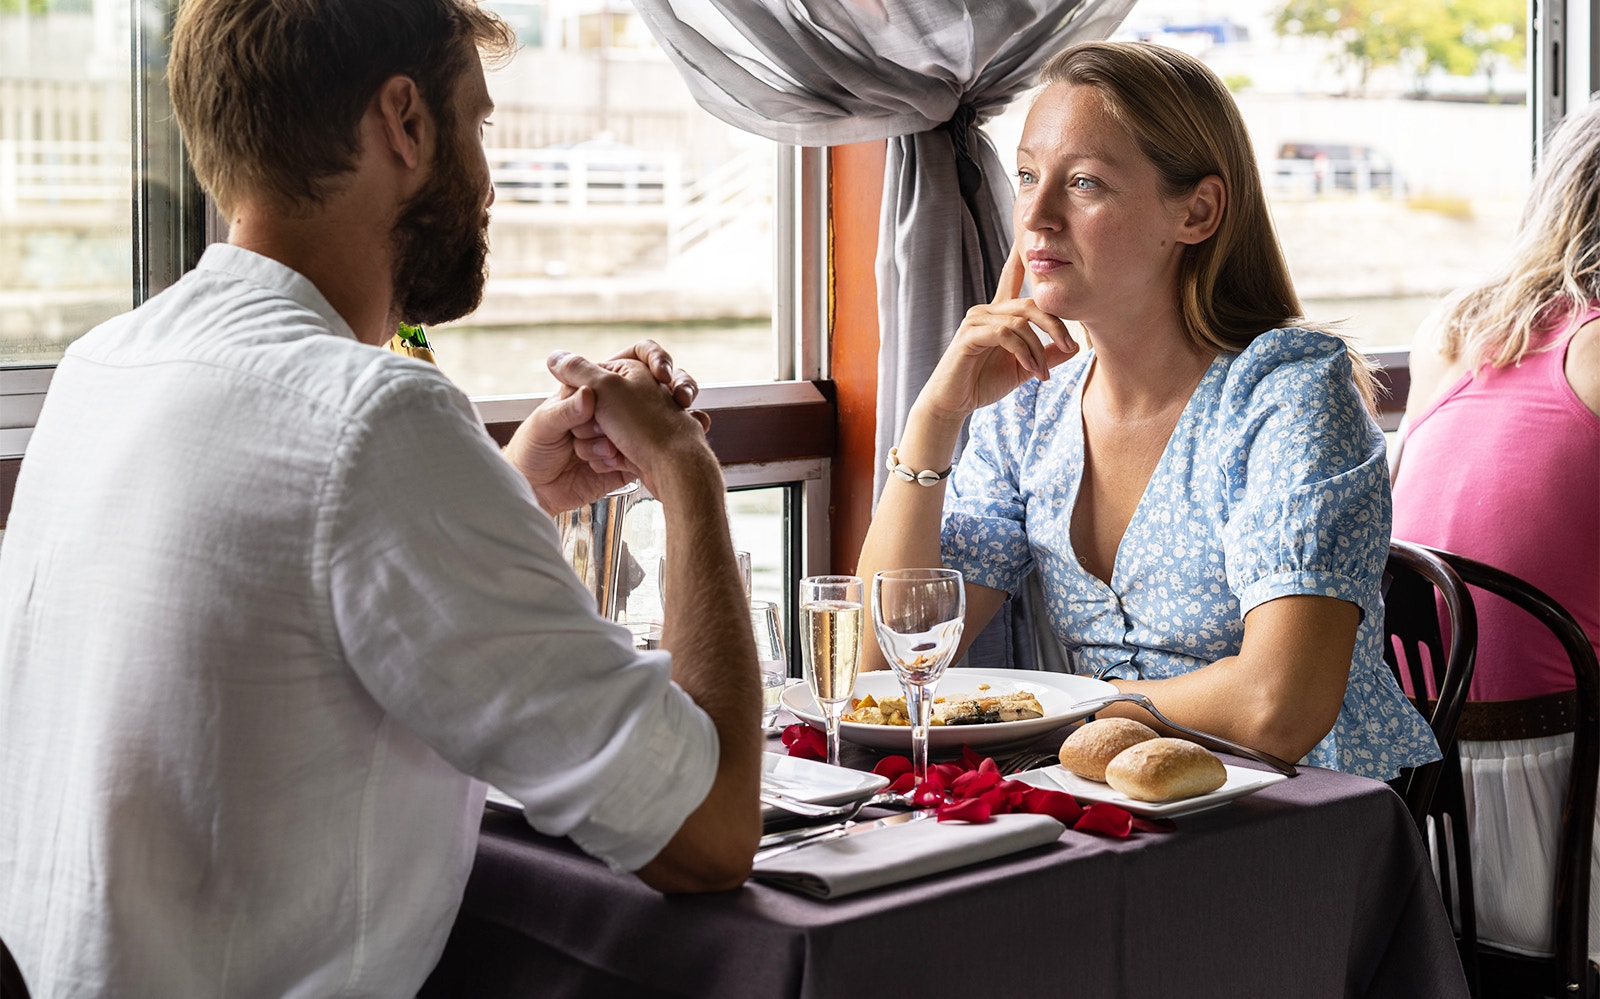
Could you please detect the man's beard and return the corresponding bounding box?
[390,126,490,327]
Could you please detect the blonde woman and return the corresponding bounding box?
[858,40,1437,780]
[1393,97,1600,962]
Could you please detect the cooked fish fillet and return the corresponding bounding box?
[843,690,1046,726]
[934,691,1045,726]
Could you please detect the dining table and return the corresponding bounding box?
[419,717,1471,999]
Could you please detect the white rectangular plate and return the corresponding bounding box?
[485,785,520,813]
[485,755,888,824]
[486,752,889,826]
[761,752,889,822]
[1012,762,1289,818]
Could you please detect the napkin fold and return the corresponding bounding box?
[751,812,1064,899]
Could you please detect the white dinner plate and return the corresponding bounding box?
[1012,762,1289,818]
[781,668,1117,753]
[761,752,889,822]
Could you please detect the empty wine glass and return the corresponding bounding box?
[870,568,965,785]
[751,599,788,730]
[799,575,864,767]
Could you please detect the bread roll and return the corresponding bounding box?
[1104,738,1227,802]
[1058,717,1159,781]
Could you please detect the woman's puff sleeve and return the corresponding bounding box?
[1217,329,1391,620]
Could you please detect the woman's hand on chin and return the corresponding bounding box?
[919,243,1079,422]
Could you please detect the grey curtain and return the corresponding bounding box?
[632,0,1136,669]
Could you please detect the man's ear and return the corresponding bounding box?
[370,75,430,172]
[1176,174,1225,245]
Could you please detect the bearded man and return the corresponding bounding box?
[0,2,760,995]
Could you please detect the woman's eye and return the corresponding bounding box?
[1016,170,1036,185]
[1072,176,1099,190]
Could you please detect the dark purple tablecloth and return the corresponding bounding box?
[421,738,1469,999]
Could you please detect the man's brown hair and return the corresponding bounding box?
[169,0,513,214]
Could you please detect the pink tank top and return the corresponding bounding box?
[1393,307,1600,702]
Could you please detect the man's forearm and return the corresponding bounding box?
[656,448,760,732]
[633,446,763,892]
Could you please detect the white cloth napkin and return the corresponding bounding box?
[751,812,1065,899]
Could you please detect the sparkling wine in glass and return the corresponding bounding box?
[800,575,864,767]
[871,568,965,785]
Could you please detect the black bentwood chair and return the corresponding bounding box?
[1383,540,1480,827]
[1381,540,1481,989]
[1434,550,1600,999]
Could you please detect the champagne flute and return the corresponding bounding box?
[799,575,864,767]
[870,568,965,785]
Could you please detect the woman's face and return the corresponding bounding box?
[1014,83,1197,330]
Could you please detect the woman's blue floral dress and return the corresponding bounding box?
[941,327,1439,779]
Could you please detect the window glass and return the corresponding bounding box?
[985,0,1532,353]
[436,1,780,398]
[0,0,133,365]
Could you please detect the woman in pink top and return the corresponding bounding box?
[1393,96,1600,964]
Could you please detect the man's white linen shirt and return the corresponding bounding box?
[0,245,720,997]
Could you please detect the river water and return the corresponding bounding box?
[431,294,1438,399]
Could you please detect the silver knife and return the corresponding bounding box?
[753,810,933,864]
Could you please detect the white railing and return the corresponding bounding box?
[487,146,677,208]
[1270,157,1404,199]
[0,139,128,217]
[486,144,772,260]
[667,149,771,258]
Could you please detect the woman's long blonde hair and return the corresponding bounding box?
[1432,97,1600,369]
[1039,41,1379,409]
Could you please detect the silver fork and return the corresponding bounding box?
[991,746,1061,774]
[1068,692,1299,777]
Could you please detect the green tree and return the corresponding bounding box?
[0,0,92,12]
[1438,0,1525,100]
[1273,0,1524,97]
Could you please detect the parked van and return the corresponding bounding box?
[1272,142,1401,197]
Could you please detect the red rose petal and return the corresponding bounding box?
[929,762,966,786]
[998,779,1034,809]
[937,796,994,823]
[1131,816,1177,834]
[978,756,1000,775]
[872,756,913,780]
[781,724,826,760]
[1074,802,1135,838]
[1021,787,1083,825]
[886,772,916,794]
[978,786,1012,814]
[912,780,947,808]
[960,745,986,771]
[950,769,1003,798]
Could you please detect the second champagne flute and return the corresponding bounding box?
[799,575,864,768]
[871,568,965,785]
